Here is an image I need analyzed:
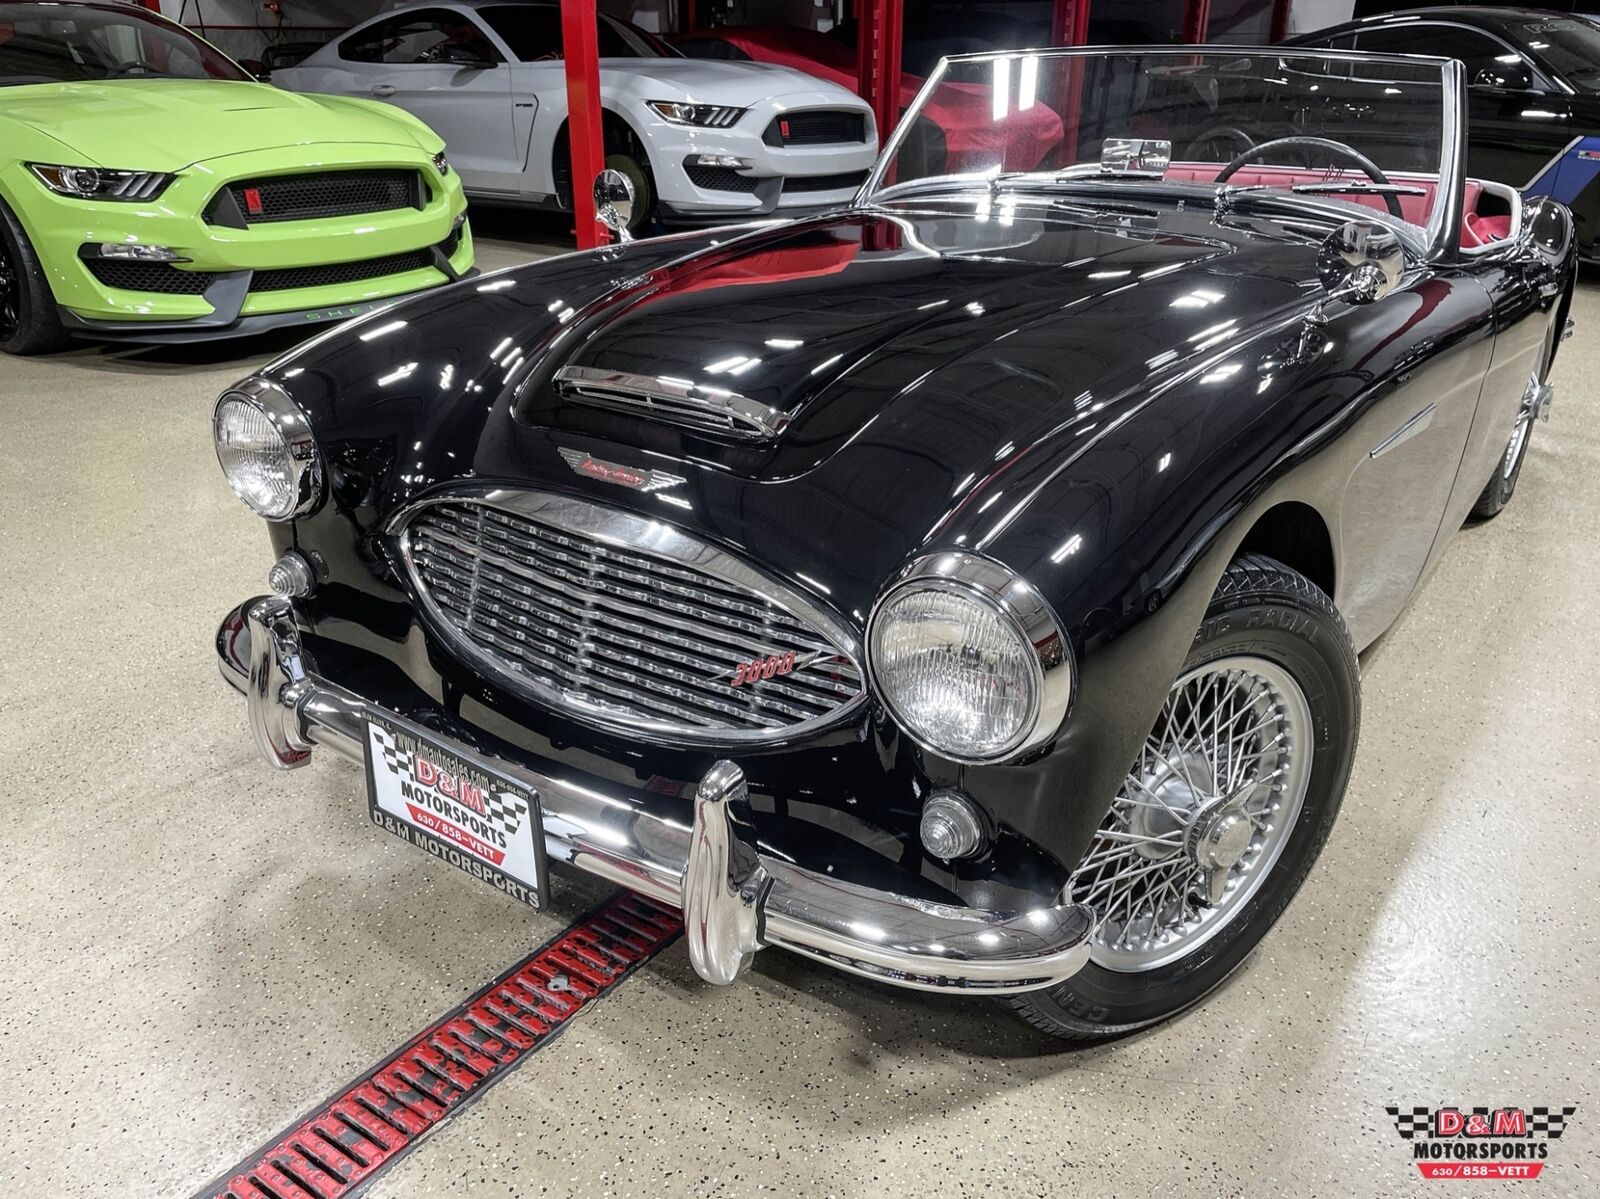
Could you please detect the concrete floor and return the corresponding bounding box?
[2,220,1596,1199]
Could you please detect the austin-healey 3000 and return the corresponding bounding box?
[212,46,1574,1041]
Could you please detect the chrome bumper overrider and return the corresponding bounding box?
[216,596,1095,994]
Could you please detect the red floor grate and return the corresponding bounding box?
[194,893,680,1199]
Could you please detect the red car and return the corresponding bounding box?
[673,26,1064,174]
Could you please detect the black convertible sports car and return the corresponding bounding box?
[1291,7,1600,257]
[212,47,1575,1042]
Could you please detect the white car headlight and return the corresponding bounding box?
[212,379,322,521]
[646,100,746,128]
[29,163,174,201]
[868,553,1072,763]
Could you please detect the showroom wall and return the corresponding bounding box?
[155,0,1357,66]
[152,0,671,61]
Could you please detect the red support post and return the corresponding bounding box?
[1182,0,1212,44]
[683,0,696,33]
[560,0,607,248]
[1269,0,1292,43]
[1050,0,1091,47]
[855,0,903,148]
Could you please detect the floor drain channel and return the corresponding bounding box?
[193,894,680,1199]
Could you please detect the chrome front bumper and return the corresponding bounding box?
[216,596,1095,994]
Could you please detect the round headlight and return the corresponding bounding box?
[212,379,321,521]
[868,554,1072,763]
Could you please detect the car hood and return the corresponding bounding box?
[509,204,1315,479]
[600,56,866,104]
[2,79,426,170]
[272,197,1325,620]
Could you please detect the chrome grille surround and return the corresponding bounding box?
[554,366,790,441]
[393,489,866,745]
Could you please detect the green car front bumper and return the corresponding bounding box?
[7,143,473,343]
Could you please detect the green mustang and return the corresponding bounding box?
[0,1,473,354]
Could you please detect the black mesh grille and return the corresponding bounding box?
[219,169,423,225]
[84,259,216,295]
[763,110,867,147]
[684,163,760,193]
[783,170,869,195]
[248,228,462,294]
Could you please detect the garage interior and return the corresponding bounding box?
[4,0,1599,1195]
[6,261,1597,1194]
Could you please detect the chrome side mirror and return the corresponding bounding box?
[594,169,635,243]
[1316,221,1403,307]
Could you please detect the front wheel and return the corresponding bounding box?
[1007,555,1360,1042]
[0,196,70,356]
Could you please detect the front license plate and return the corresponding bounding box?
[363,712,547,908]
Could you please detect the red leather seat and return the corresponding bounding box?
[1165,162,1498,247]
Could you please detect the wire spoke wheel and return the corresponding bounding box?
[1069,654,1315,972]
[1503,407,1533,480]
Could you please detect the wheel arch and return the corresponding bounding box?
[1229,500,1337,603]
[549,107,655,209]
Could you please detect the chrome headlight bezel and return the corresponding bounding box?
[212,377,322,521]
[866,552,1074,764]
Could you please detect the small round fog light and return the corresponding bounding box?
[919,791,986,861]
[268,550,316,598]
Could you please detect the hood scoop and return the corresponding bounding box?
[553,365,790,442]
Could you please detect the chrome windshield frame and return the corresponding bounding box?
[857,45,1466,263]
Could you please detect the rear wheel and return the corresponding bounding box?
[1470,396,1535,520]
[0,197,70,356]
[1006,555,1360,1042]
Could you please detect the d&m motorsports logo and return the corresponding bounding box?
[1386,1105,1578,1181]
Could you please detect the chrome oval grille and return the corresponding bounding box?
[398,492,865,744]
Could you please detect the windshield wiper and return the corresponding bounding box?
[1289,183,1428,199]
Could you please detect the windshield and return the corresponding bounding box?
[0,2,247,85]
[873,49,1457,242]
[1518,16,1600,92]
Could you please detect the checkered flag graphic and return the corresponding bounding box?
[1387,1106,1432,1140]
[481,787,530,838]
[1528,1107,1577,1139]
[372,725,408,778]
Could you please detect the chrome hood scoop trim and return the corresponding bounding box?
[553,366,790,441]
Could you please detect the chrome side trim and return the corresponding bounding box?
[388,487,867,747]
[554,365,790,440]
[216,596,1097,993]
[1370,401,1436,459]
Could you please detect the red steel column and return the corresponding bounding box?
[1269,0,1292,43]
[1182,0,1212,44]
[855,0,904,146]
[561,0,607,248]
[1050,0,1091,46]
[683,0,696,32]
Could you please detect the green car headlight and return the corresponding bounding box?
[431,151,450,177]
[29,164,174,202]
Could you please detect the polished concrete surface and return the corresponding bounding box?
[2,224,1596,1198]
